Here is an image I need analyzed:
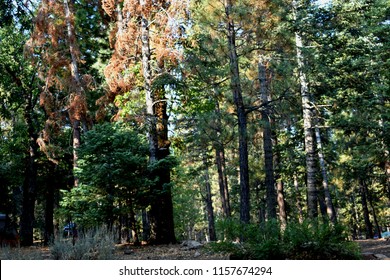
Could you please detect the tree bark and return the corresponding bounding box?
[360,180,373,239]
[153,86,176,244]
[140,5,159,243]
[314,126,337,224]
[258,59,277,220]
[367,187,381,238]
[224,0,250,224]
[141,11,158,164]
[386,159,390,202]
[273,137,287,228]
[215,147,231,218]
[128,200,140,245]
[140,2,175,244]
[202,155,217,241]
[44,163,56,245]
[293,0,318,219]
[64,0,83,187]
[20,92,39,247]
[212,95,231,218]
[142,209,150,242]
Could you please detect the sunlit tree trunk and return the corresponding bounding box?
[141,9,158,164]
[139,1,176,244]
[293,0,318,219]
[273,136,287,228]
[294,174,304,224]
[314,126,337,224]
[140,3,159,243]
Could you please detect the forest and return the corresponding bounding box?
[0,0,389,259]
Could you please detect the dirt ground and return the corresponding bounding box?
[116,243,229,260]
[355,239,390,260]
[2,239,389,260]
[117,240,390,260]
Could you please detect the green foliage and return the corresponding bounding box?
[208,219,361,260]
[75,122,149,188]
[282,221,361,260]
[58,122,150,228]
[172,164,205,241]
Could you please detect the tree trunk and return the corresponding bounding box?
[350,194,361,239]
[140,3,176,243]
[258,59,277,220]
[44,163,56,245]
[224,0,250,224]
[293,1,318,219]
[64,0,83,187]
[215,147,231,218]
[273,137,287,228]
[360,180,373,239]
[213,96,231,218]
[141,12,158,164]
[142,209,150,242]
[386,159,390,202]
[140,5,159,243]
[128,200,140,245]
[379,104,390,202]
[153,86,176,244]
[20,92,39,247]
[202,155,217,241]
[315,126,337,224]
[72,119,81,186]
[317,187,328,222]
[367,188,381,238]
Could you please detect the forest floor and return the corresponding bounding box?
[116,239,390,260]
[116,243,229,260]
[1,239,389,260]
[356,239,390,260]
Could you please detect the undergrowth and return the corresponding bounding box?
[0,246,45,260]
[50,228,117,260]
[206,219,361,260]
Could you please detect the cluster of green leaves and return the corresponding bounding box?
[207,219,361,260]
[58,122,150,228]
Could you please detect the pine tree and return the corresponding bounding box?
[26,0,90,187]
[223,0,250,224]
[101,0,184,244]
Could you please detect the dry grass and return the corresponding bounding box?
[3,238,388,260]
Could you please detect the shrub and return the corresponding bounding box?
[207,219,361,260]
[50,228,117,260]
[282,221,361,260]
